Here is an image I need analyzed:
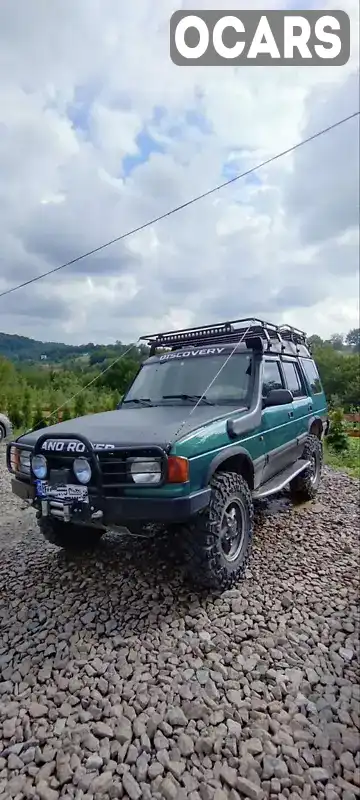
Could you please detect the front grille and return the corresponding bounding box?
[45,453,78,483]
[98,448,165,498]
[97,452,127,491]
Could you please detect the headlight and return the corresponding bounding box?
[129,457,162,485]
[73,457,92,485]
[19,449,31,475]
[31,454,47,479]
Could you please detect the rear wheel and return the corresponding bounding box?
[290,434,323,501]
[38,516,104,551]
[181,471,254,591]
[0,424,5,443]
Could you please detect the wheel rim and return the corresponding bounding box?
[309,452,319,485]
[220,498,245,562]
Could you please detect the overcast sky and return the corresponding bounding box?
[0,0,359,345]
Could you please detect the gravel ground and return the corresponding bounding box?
[0,446,359,800]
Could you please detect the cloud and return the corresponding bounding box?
[0,0,359,346]
[285,71,359,245]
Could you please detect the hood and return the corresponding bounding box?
[17,404,247,451]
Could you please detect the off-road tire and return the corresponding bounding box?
[290,434,323,502]
[38,516,103,551]
[181,471,254,591]
[0,423,5,443]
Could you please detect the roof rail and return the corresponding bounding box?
[140,318,309,356]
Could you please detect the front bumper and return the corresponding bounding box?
[11,478,35,502]
[104,489,211,524]
[10,477,211,526]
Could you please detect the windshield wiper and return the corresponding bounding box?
[162,394,214,405]
[122,397,153,406]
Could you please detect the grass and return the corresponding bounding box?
[324,437,360,480]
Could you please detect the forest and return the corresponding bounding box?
[0,328,359,433]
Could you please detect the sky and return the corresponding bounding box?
[0,0,359,346]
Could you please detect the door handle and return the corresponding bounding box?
[288,411,294,418]
[308,404,313,411]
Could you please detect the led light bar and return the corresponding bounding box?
[155,323,232,346]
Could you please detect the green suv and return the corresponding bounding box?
[7,319,329,590]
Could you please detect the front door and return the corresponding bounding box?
[261,358,298,482]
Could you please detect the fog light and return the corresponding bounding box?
[73,457,92,484]
[31,454,47,479]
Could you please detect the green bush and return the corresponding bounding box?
[7,399,23,429]
[32,406,46,431]
[21,389,32,429]
[74,393,86,418]
[327,407,349,453]
[62,405,72,421]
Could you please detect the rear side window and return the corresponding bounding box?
[301,359,323,394]
[262,360,284,397]
[282,360,306,398]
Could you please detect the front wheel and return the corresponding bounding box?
[181,471,254,591]
[290,434,323,501]
[38,516,104,551]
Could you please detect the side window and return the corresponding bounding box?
[263,360,284,397]
[300,359,323,394]
[282,361,306,398]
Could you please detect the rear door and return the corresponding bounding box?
[299,357,328,434]
[281,358,311,458]
[261,358,298,482]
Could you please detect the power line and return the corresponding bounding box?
[0,110,358,302]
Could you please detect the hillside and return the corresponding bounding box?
[0,331,145,364]
[0,331,96,362]
[1,328,358,365]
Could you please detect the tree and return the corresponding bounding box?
[99,358,139,393]
[112,391,121,409]
[7,397,23,430]
[308,334,323,350]
[21,388,32,429]
[62,405,72,421]
[329,333,345,351]
[0,356,17,387]
[314,346,359,411]
[32,406,47,431]
[74,392,87,418]
[346,328,360,353]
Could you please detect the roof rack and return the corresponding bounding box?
[140,318,309,357]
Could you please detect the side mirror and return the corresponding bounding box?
[263,388,293,407]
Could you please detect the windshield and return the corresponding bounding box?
[123,353,253,406]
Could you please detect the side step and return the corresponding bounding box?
[253,459,310,500]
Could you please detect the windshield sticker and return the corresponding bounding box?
[159,347,225,362]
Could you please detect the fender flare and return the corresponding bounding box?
[308,415,324,437]
[205,445,255,487]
